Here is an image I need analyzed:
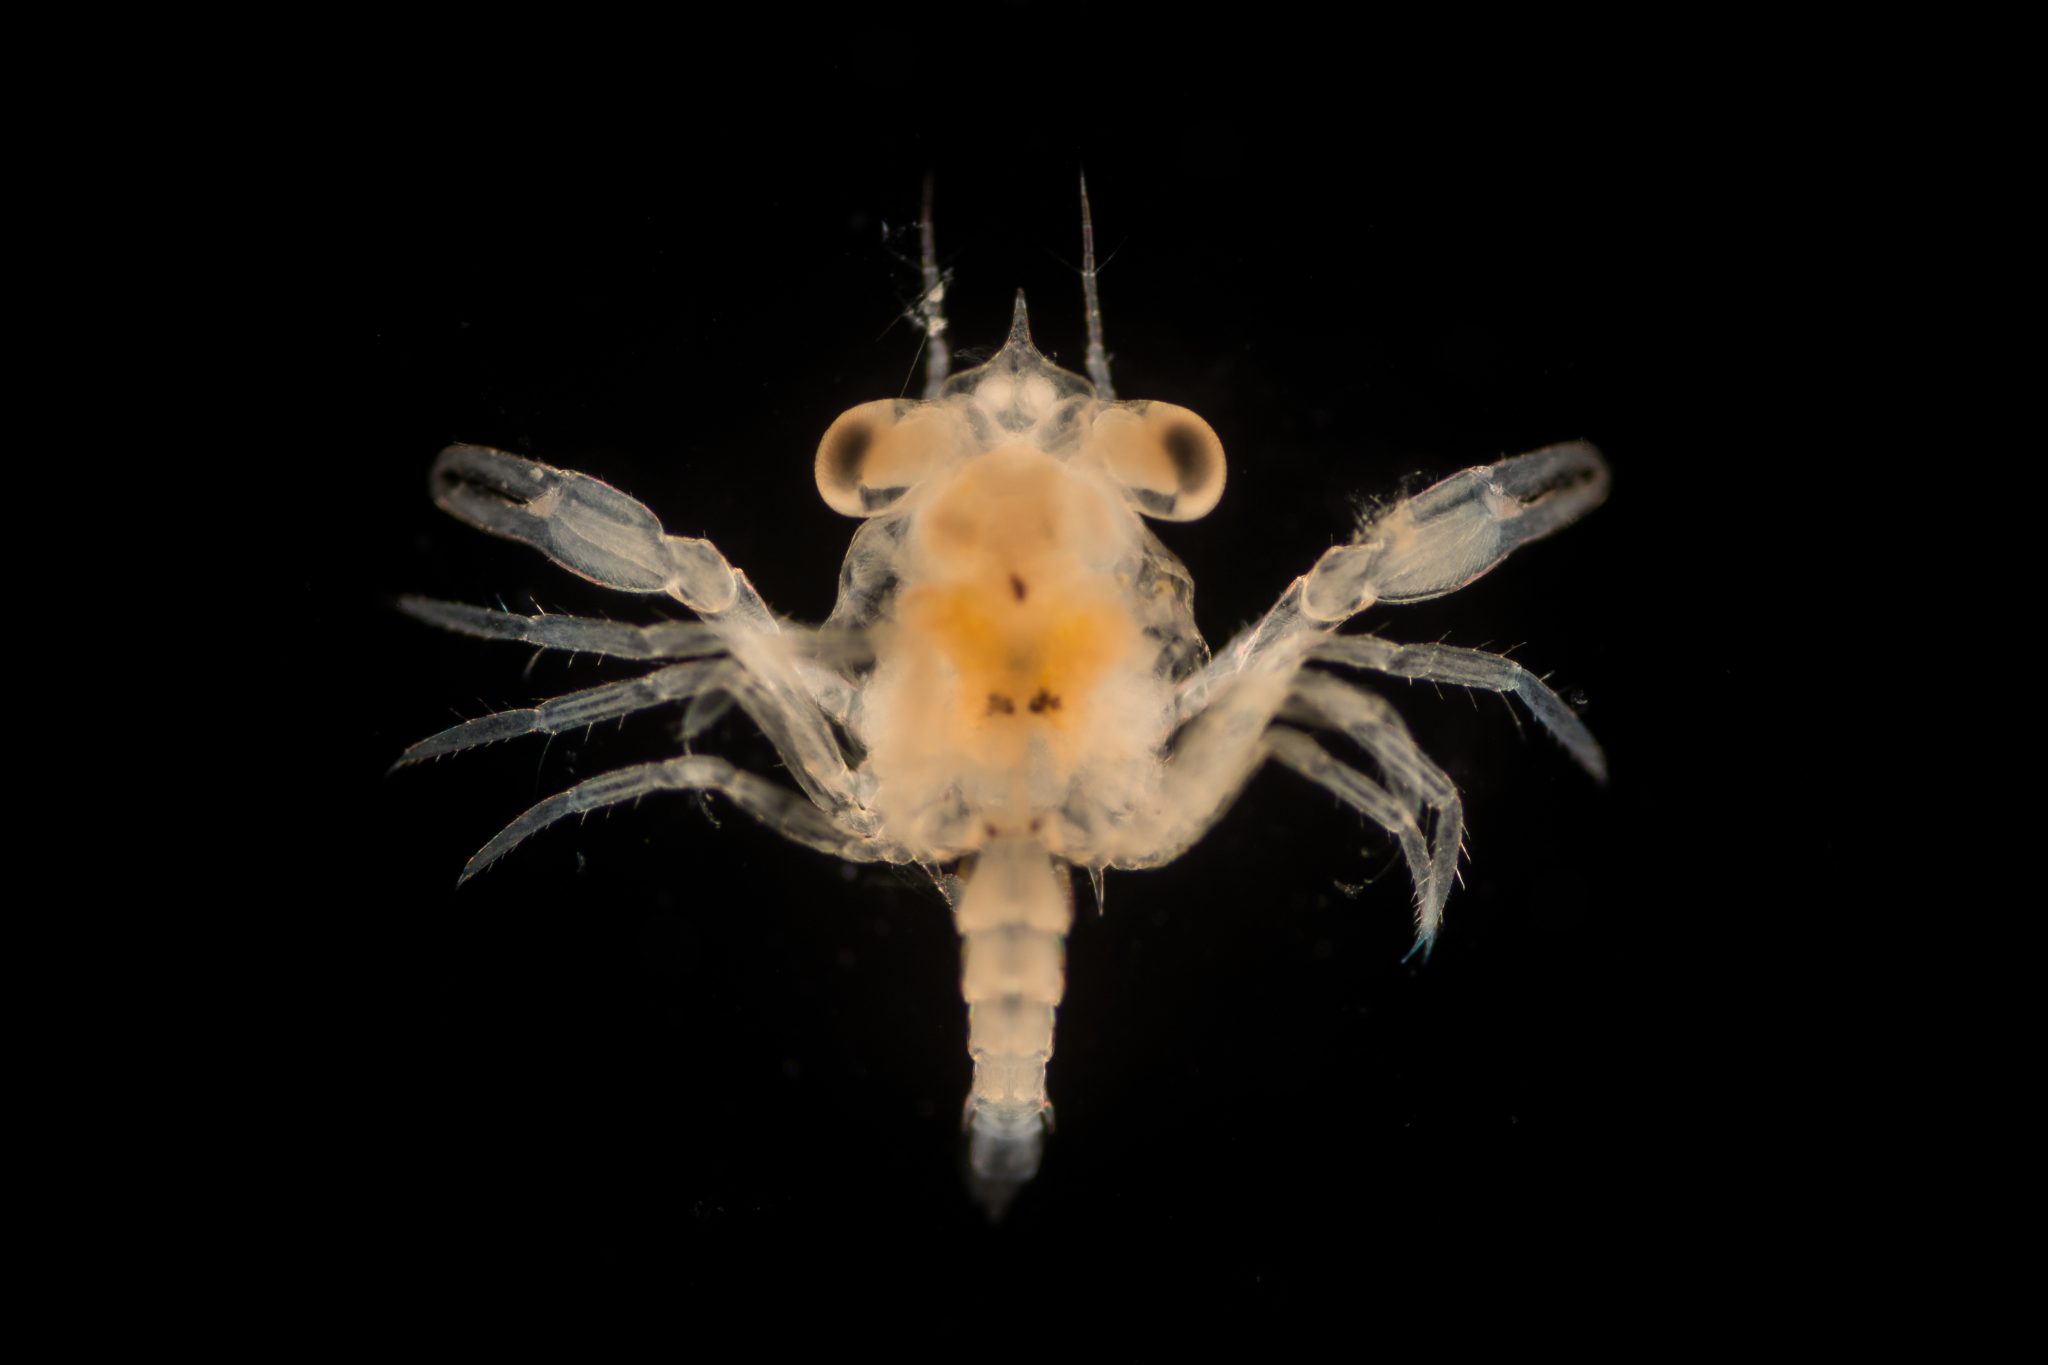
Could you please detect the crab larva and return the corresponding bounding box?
[398,180,1609,1214]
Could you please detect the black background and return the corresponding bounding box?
[292,76,1812,1305]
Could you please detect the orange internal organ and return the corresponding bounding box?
[891,449,1142,775]
[900,580,1132,724]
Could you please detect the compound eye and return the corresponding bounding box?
[815,400,959,516]
[1083,401,1226,521]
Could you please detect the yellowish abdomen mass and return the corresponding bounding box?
[899,576,1135,734]
[865,447,1150,817]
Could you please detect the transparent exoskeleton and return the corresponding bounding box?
[397,179,1610,1216]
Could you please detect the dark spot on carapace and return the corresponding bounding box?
[1027,689,1062,714]
[828,421,873,487]
[987,693,1016,716]
[1028,818,1042,834]
[1009,573,1028,602]
[985,823,999,838]
[1162,422,1210,489]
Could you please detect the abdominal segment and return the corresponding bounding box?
[957,839,1073,1201]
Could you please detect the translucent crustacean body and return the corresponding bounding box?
[397,184,1610,1213]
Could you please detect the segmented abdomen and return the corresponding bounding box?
[955,839,1074,1210]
